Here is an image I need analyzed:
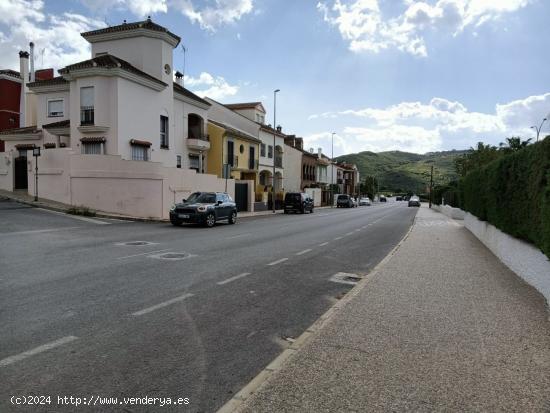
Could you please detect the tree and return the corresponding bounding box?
[499,136,531,153]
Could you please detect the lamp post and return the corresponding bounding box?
[531,118,547,142]
[32,146,40,202]
[272,89,280,213]
[331,132,335,207]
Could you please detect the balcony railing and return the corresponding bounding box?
[80,106,94,125]
[248,159,259,170]
[226,155,238,167]
[274,157,283,168]
[188,134,210,141]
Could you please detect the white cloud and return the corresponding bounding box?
[0,0,104,71]
[305,93,550,154]
[171,0,253,32]
[318,0,533,56]
[185,71,239,100]
[81,0,167,16]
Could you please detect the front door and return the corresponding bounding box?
[235,183,248,212]
[14,156,28,190]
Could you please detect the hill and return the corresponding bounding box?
[335,149,468,193]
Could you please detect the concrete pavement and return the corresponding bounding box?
[230,206,550,413]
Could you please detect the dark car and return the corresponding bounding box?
[396,196,403,201]
[336,194,355,208]
[284,192,314,214]
[170,192,237,227]
[408,196,421,207]
[379,195,387,202]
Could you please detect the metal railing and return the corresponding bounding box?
[226,155,238,167]
[80,106,94,125]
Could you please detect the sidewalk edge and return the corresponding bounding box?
[216,211,419,413]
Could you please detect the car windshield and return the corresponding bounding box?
[411,196,420,201]
[286,193,301,201]
[338,195,348,200]
[186,192,216,204]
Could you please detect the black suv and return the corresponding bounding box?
[337,194,355,208]
[284,192,314,214]
[170,192,237,227]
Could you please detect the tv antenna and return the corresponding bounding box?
[180,44,187,87]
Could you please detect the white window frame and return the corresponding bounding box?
[47,98,64,118]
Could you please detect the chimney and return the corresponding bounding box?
[19,50,29,127]
[318,147,322,158]
[29,42,35,82]
[175,71,183,86]
[276,125,282,133]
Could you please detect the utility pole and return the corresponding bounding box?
[331,132,335,208]
[429,165,434,208]
[531,118,547,142]
[272,89,280,213]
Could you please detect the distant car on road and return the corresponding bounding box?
[284,192,314,214]
[396,196,403,201]
[408,196,421,207]
[337,194,355,208]
[379,195,387,202]
[359,197,371,206]
[170,192,237,227]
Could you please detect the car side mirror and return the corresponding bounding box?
[182,199,186,203]
[217,200,223,205]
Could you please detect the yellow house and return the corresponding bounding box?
[207,119,260,184]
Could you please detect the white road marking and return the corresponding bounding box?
[329,272,363,286]
[37,208,110,225]
[117,248,171,259]
[0,227,80,236]
[132,293,194,316]
[318,242,329,246]
[295,248,312,256]
[0,336,78,367]
[217,272,251,285]
[318,213,329,216]
[354,229,361,232]
[227,232,251,239]
[345,232,354,236]
[267,258,288,266]
[334,236,343,240]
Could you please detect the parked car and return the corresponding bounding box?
[359,197,371,206]
[351,197,358,207]
[396,196,403,201]
[408,195,421,207]
[284,192,314,214]
[170,192,237,227]
[379,195,387,202]
[337,194,355,208]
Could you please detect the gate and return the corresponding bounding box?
[14,157,28,190]
[235,182,248,212]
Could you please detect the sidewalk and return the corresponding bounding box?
[224,206,550,412]
[0,189,331,221]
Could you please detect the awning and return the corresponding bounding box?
[15,143,36,150]
[130,139,152,147]
[80,137,106,143]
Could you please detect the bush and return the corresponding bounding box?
[460,137,550,257]
[67,206,96,217]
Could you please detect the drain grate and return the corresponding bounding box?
[148,252,196,261]
[329,272,363,285]
[116,241,158,246]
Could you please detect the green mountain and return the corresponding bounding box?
[335,149,468,193]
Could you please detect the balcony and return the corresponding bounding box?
[274,156,283,168]
[187,134,210,151]
[225,155,238,167]
[80,106,94,125]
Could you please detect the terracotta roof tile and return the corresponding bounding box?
[173,83,210,106]
[27,76,68,88]
[81,137,106,143]
[81,19,180,46]
[43,119,70,129]
[130,139,152,147]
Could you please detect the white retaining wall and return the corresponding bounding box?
[433,204,465,220]
[464,212,550,304]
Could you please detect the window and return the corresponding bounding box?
[160,115,169,148]
[82,142,102,155]
[47,99,63,117]
[176,155,182,168]
[268,145,273,158]
[80,87,94,125]
[131,145,148,161]
[261,143,266,157]
[189,154,200,171]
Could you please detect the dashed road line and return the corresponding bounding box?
[345,232,354,236]
[334,236,343,240]
[132,293,194,316]
[267,258,288,266]
[227,233,251,239]
[217,273,251,285]
[0,227,80,236]
[0,336,78,367]
[37,208,111,225]
[318,242,329,246]
[295,248,312,256]
[117,248,171,260]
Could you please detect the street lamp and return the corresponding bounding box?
[331,132,335,207]
[531,118,547,142]
[272,89,280,213]
[32,146,41,202]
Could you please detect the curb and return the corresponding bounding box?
[216,210,419,413]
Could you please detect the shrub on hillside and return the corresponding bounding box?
[460,137,550,257]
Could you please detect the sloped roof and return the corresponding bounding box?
[81,19,180,46]
[209,119,261,143]
[173,82,210,106]
[28,76,68,88]
[58,54,166,87]
[0,126,40,135]
[0,69,21,79]
[225,102,266,113]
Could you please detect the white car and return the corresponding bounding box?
[359,197,371,206]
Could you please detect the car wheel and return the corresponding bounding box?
[284,210,289,214]
[228,211,237,224]
[310,207,314,213]
[205,213,216,227]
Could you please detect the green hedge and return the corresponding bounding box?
[460,137,550,257]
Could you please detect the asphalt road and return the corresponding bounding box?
[0,198,417,412]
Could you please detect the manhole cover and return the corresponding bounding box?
[329,272,363,285]
[148,252,196,261]
[116,241,158,246]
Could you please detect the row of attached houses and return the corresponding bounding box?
[0,18,358,218]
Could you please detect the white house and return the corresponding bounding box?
[0,19,232,218]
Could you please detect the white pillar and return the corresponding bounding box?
[19,51,29,127]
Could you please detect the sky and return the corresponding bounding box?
[0,0,549,156]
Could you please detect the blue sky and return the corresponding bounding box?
[1,0,549,155]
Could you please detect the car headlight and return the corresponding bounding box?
[197,205,207,212]
[170,204,176,211]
